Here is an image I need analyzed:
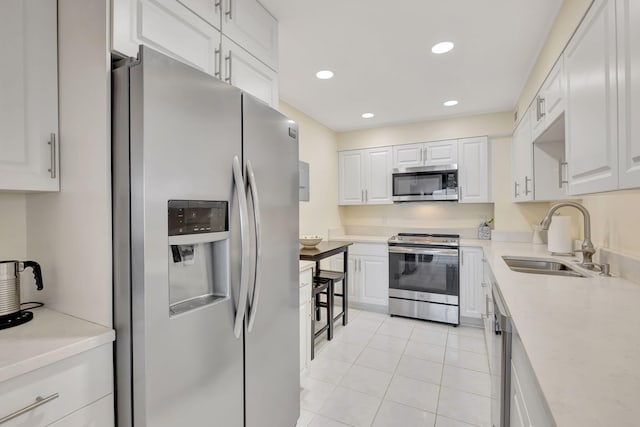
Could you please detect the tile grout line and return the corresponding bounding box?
[367,321,413,426]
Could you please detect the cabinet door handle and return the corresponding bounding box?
[361,189,364,202]
[48,133,56,179]
[524,176,532,195]
[224,51,233,84]
[484,295,490,318]
[539,96,546,119]
[558,162,569,188]
[214,47,221,79]
[225,0,233,19]
[481,282,488,287]
[0,393,59,424]
[214,0,221,13]
[365,189,368,202]
[514,181,520,198]
[420,147,423,162]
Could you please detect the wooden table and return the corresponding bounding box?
[300,241,352,350]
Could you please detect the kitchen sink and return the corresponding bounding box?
[502,256,587,278]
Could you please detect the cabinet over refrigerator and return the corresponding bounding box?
[113,46,299,427]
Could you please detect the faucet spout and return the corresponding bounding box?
[540,202,595,268]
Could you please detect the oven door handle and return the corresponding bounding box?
[388,246,458,256]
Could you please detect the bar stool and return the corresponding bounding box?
[315,270,347,327]
[311,279,333,360]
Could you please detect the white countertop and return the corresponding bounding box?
[479,241,640,427]
[299,260,315,272]
[331,234,640,425]
[330,235,389,244]
[0,307,115,383]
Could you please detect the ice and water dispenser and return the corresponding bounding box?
[168,200,230,316]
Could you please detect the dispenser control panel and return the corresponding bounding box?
[168,200,228,236]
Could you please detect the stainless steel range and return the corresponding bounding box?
[388,233,460,325]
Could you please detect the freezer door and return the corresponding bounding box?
[242,94,300,427]
[115,46,245,427]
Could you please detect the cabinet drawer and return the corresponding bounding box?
[299,283,311,305]
[0,345,113,427]
[299,269,312,288]
[350,243,388,257]
[48,394,114,427]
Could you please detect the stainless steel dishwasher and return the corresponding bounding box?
[490,284,512,427]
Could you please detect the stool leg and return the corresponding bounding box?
[310,294,315,360]
[327,280,334,340]
[315,293,321,321]
[342,280,348,326]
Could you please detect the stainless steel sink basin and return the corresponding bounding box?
[502,256,587,278]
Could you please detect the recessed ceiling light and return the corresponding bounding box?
[315,70,334,80]
[443,100,459,107]
[361,113,375,119]
[431,41,455,54]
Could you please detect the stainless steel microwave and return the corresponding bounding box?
[392,165,458,202]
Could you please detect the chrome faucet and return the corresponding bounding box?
[540,202,596,269]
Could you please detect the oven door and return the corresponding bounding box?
[388,245,459,304]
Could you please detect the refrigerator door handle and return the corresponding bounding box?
[232,156,250,338]
[246,160,262,332]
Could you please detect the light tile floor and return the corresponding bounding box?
[298,309,491,427]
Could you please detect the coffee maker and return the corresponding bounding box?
[0,260,44,329]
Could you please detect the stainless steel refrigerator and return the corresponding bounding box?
[113,46,300,427]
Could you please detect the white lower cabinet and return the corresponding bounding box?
[48,394,114,427]
[0,344,113,427]
[299,268,312,373]
[330,243,389,310]
[460,247,485,321]
[510,332,555,427]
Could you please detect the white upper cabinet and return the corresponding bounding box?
[392,143,424,168]
[531,57,566,142]
[113,0,278,106]
[177,0,221,29]
[0,0,59,192]
[392,140,458,168]
[114,0,222,74]
[338,150,364,205]
[339,147,392,205]
[221,0,278,71]
[565,0,619,195]
[617,0,640,189]
[363,147,393,204]
[458,137,491,203]
[512,109,534,202]
[424,139,458,166]
[221,35,278,107]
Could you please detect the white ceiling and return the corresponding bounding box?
[260,0,563,132]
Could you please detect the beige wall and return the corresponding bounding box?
[337,112,549,232]
[515,0,593,123]
[279,102,342,240]
[582,190,640,258]
[24,0,113,327]
[0,194,27,259]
